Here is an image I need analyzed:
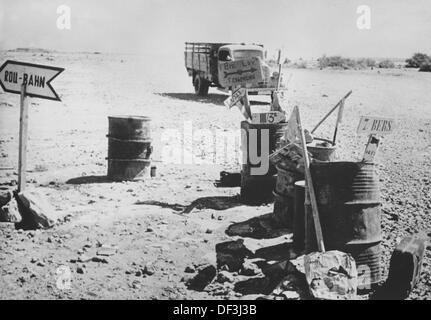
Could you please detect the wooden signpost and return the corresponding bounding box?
[294,106,326,252]
[357,116,394,135]
[357,116,394,163]
[0,60,64,191]
[224,87,246,109]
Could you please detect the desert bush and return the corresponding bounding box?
[318,55,363,69]
[419,58,431,72]
[406,53,430,68]
[292,59,307,69]
[356,58,376,68]
[377,59,395,68]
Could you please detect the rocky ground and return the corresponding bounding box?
[0,50,430,300]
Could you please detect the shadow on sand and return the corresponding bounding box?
[66,175,112,185]
[157,92,269,106]
[226,212,290,240]
[135,195,243,214]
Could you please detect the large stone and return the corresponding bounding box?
[0,192,21,223]
[185,264,216,291]
[14,190,56,230]
[216,239,253,271]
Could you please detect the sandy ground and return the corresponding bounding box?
[0,50,430,300]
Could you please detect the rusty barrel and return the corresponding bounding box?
[240,121,288,204]
[306,161,382,286]
[272,139,337,228]
[107,116,152,181]
[293,180,306,252]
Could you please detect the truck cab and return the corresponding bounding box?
[217,44,275,92]
[185,42,284,96]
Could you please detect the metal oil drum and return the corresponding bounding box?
[306,161,382,286]
[272,138,336,228]
[240,120,288,204]
[107,116,152,181]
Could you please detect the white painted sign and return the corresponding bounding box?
[218,57,263,87]
[284,106,299,143]
[224,87,246,109]
[251,111,285,124]
[0,60,64,101]
[357,116,394,135]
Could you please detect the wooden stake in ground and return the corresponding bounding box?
[18,83,29,192]
[332,97,345,145]
[296,107,325,252]
[243,89,252,121]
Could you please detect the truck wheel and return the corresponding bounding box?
[194,75,209,96]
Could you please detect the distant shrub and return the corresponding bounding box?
[283,58,291,65]
[377,59,395,68]
[406,53,430,68]
[318,55,370,69]
[356,58,376,68]
[419,58,431,72]
[292,60,307,69]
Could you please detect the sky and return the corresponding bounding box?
[1,0,431,59]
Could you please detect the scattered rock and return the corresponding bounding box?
[280,290,300,300]
[0,194,21,223]
[78,254,92,263]
[143,263,156,276]
[92,256,108,264]
[240,260,261,276]
[77,266,85,274]
[96,245,117,256]
[184,265,195,273]
[185,264,216,291]
[234,276,271,295]
[14,189,56,230]
[216,239,253,272]
[217,270,235,283]
[135,270,142,277]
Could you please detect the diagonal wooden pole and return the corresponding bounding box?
[296,107,325,252]
[311,90,352,134]
[18,83,29,192]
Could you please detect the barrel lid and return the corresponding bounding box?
[108,115,151,121]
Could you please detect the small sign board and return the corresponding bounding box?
[284,106,299,143]
[218,57,263,87]
[357,116,394,135]
[251,111,285,124]
[224,87,246,109]
[362,135,380,163]
[0,60,64,101]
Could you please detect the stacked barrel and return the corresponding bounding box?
[273,139,336,229]
[240,121,288,204]
[107,116,152,181]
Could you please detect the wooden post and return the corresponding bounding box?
[332,98,345,145]
[296,107,325,252]
[311,90,352,134]
[243,89,252,120]
[18,83,29,192]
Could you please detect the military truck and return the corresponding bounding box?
[184,42,284,96]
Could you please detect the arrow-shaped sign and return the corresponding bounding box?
[224,68,257,78]
[0,60,64,101]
